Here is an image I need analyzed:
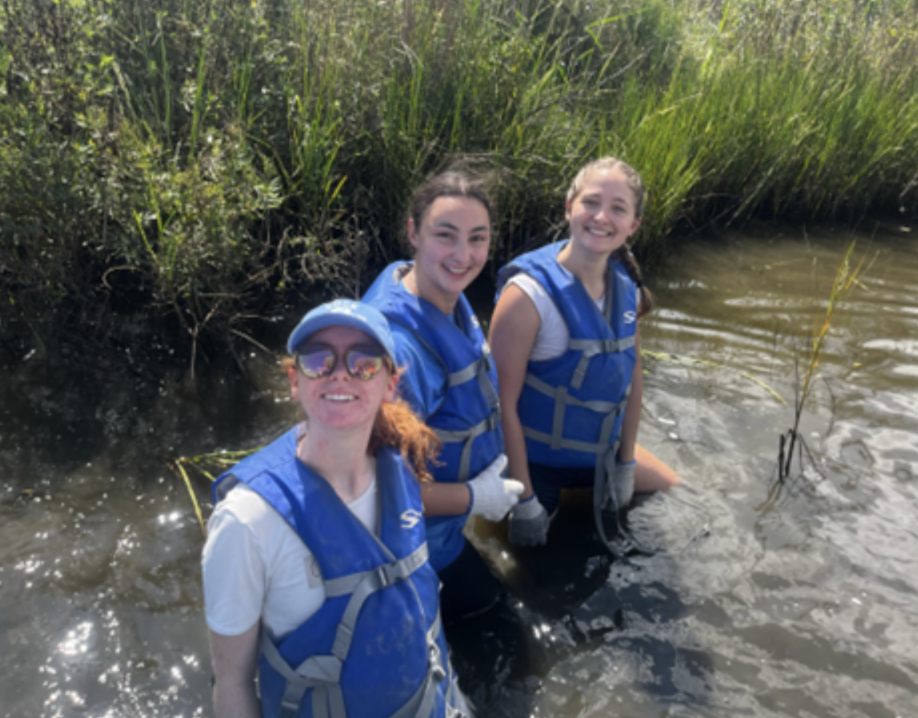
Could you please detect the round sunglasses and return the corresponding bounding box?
[295,345,387,381]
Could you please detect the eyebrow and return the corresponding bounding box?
[581,192,631,204]
[433,221,490,233]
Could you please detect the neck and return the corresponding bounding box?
[402,265,458,315]
[557,241,609,291]
[297,423,376,504]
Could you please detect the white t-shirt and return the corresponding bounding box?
[506,273,604,361]
[202,469,381,640]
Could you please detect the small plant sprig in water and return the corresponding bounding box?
[173,448,258,536]
[777,240,866,482]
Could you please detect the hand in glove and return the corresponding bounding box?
[508,494,549,546]
[468,454,524,522]
[606,459,636,513]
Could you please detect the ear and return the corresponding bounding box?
[287,366,299,395]
[383,372,399,404]
[629,215,642,235]
[564,199,572,222]
[407,218,419,250]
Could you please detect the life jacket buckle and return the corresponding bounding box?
[485,411,499,432]
[428,643,446,682]
[374,564,393,588]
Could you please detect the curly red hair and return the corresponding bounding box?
[368,399,442,483]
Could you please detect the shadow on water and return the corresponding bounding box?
[3,223,918,717]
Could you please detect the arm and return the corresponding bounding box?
[420,481,471,516]
[201,493,268,718]
[617,330,642,464]
[488,284,541,498]
[210,623,261,718]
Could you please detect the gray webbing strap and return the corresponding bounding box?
[524,374,627,413]
[434,341,500,483]
[446,350,499,414]
[446,343,492,387]
[567,337,636,390]
[447,360,482,387]
[260,635,339,718]
[550,387,567,450]
[385,613,450,718]
[568,337,636,353]
[322,543,429,598]
[263,543,432,718]
[332,544,431,660]
[433,410,500,483]
[521,380,630,458]
[522,427,607,455]
[593,422,622,559]
[475,362,500,408]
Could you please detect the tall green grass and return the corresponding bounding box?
[2,0,916,361]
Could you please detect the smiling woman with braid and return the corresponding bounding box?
[490,157,679,554]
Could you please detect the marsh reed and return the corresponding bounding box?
[2,0,916,361]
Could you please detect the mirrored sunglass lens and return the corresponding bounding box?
[347,350,384,380]
[298,349,335,378]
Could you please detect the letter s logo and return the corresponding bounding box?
[400,509,423,529]
[623,311,636,324]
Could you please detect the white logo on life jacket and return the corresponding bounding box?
[623,311,637,324]
[400,509,423,529]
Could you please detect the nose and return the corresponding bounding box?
[328,352,351,380]
[593,205,611,223]
[453,238,470,264]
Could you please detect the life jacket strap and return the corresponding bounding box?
[262,543,436,718]
[521,375,634,560]
[445,344,499,408]
[522,376,631,456]
[322,543,429,598]
[433,409,500,483]
[524,374,629,414]
[567,336,636,390]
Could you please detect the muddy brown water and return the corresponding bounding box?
[2,224,916,718]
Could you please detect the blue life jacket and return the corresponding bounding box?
[213,428,467,718]
[364,262,504,571]
[496,241,637,544]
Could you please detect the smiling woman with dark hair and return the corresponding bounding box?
[201,299,470,718]
[363,170,523,625]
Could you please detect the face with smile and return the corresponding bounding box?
[566,168,642,257]
[288,325,398,434]
[407,196,491,315]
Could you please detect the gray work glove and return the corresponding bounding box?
[508,494,549,546]
[468,454,524,522]
[606,459,636,512]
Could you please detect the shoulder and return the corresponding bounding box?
[390,323,448,418]
[363,261,411,302]
[506,273,554,319]
[207,484,288,548]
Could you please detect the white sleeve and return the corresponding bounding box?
[202,486,272,636]
[506,273,570,361]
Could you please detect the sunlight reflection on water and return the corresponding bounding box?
[1,225,917,717]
